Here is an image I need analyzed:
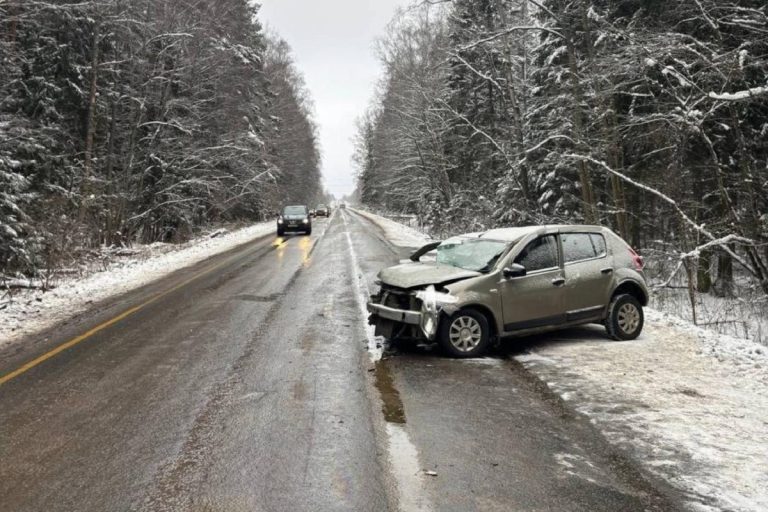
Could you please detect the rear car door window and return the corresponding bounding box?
[561,233,605,263]
[590,234,607,257]
[515,235,559,272]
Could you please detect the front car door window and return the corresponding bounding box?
[500,235,565,331]
[515,235,559,272]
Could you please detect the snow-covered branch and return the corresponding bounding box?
[707,85,768,101]
[566,154,758,277]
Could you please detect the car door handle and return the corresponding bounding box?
[600,268,614,274]
[551,277,565,286]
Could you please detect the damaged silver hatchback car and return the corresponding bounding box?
[367,225,648,357]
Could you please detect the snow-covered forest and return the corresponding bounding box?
[353,0,768,338]
[0,1,323,278]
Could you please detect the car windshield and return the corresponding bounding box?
[283,206,307,215]
[436,239,509,272]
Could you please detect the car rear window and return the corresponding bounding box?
[515,235,559,272]
[561,233,606,263]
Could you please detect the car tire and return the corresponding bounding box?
[305,228,312,235]
[277,227,284,236]
[605,294,644,340]
[438,309,491,358]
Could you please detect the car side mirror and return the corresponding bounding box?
[503,263,527,279]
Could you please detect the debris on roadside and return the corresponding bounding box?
[208,228,228,239]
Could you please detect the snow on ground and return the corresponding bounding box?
[0,222,274,351]
[515,321,767,512]
[350,208,432,248]
[359,207,768,512]
[651,286,767,346]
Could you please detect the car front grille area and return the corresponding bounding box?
[379,284,422,312]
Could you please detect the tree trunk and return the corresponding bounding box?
[565,22,596,224]
[605,100,628,238]
[697,249,712,293]
[79,21,101,223]
[104,96,119,245]
[7,2,19,42]
[684,258,698,325]
[496,0,530,202]
[713,249,734,297]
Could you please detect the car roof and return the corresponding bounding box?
[479,225,609,242]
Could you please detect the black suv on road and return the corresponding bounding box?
[277,205,311,236]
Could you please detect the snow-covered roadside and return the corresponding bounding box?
[350,208,432,248]
[516,320,767,512]
[0,222,274,351]
[356,207,768,512]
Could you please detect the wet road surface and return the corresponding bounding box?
[0,211,684,511]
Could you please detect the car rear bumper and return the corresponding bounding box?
[280,223,310,231]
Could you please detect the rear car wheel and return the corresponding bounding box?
[605,294,644,340]
[438,309,491,358]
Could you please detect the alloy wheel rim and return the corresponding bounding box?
[449,316,482,352]
[617,303,640,334]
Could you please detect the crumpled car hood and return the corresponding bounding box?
[378,262,480,289]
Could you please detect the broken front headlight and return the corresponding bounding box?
[416,285,459,313]
[416,285,458,339]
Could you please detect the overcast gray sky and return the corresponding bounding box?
[259,0,408,199]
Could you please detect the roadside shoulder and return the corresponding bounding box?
[0,223,274,350]
[349,208,431,248]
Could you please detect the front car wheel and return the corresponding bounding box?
[438,309,491,358]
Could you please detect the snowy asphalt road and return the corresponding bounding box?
[0,211,684,511]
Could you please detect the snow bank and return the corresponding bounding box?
[515,318,767,512]
[350,208,432,248]
[360,210,768,511]
[0,222,274,350]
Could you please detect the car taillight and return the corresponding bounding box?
[629,247,644,271]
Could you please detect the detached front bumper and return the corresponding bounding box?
[366,302,421,325]
[366,302,439,340]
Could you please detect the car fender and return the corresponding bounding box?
[611,270,650,305]
[443,276,504,334]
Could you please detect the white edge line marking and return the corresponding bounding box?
[341,210,435,512]
[341,210,382,362]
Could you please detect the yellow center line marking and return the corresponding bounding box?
[0,252,243,388]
